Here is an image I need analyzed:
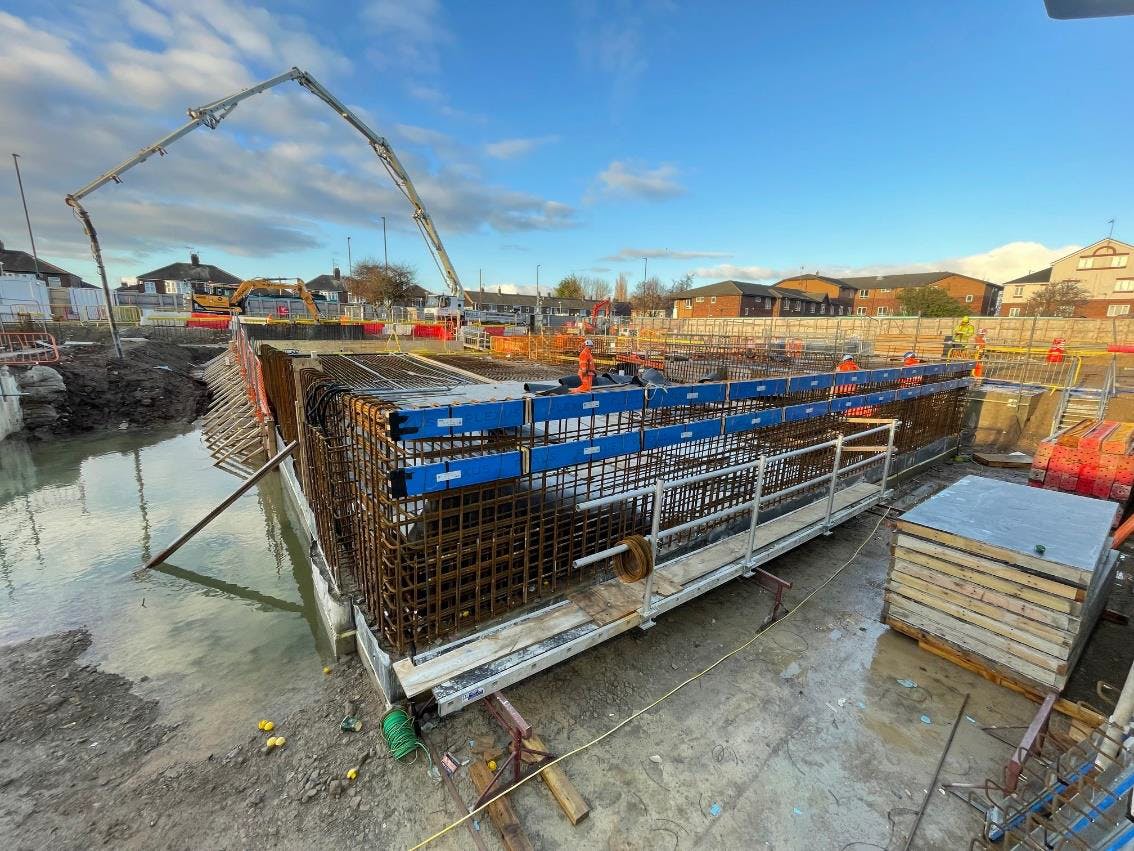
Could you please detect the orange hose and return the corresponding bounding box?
[1112,512,1134,549]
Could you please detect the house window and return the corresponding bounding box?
[1078,257,1092,270]
[876,306,889,316]
[1008,307,1021,317]
[1108,304,1130,317]
[792,300,800,312]
[1013,286,1024,297]
[710,296,717,304]
[1113,255,1128,268]
[143,281,156,293]
[820,304,827,314]
[764,297,772,308]
[964,294,974,303]
[684,299,692,308]
[695,296,705,303]
[860,290,870,298]
[878,288,892,293]
[856,307,867,316]
[1116,280,1134,292]
[807,303,815,314]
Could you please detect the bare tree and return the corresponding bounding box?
[1022,279,1091,317]
[581,275,612,300]
[347,259,419,307]
[614,272,630,302]
[630,276,670,314]
[670,273,695,294]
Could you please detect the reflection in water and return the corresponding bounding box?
[0,425,327,758]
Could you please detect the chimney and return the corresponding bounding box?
[190,252,200,267]
[333,266,341,280]
[497,286,502,295]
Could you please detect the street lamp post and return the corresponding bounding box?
[11,154,41,283]
[381,216,388,270]
[346,235,352,278]
[643,256,648,285]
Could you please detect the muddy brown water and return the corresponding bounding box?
[0,424,328,760]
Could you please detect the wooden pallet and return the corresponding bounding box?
[885,615,1105,728]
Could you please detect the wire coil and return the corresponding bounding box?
[612,535,653,583]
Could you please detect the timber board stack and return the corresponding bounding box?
[883,476,1119,693]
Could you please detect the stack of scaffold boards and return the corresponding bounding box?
[1030,418,1134,513]
[883,476,1119,694]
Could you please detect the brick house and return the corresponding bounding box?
[999,238,1134,318]
[0,238,89,287]
[671,280,780,318]
[844,272,1000,316]
[306,268,349,304]
[772,274,857,315]
[123,253,241,295]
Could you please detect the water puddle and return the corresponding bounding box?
[0,425,328,759]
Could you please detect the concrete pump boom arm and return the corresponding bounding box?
[65,66,467,313]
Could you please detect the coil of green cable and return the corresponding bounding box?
[381,706,431,765]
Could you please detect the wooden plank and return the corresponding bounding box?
[468,760,533,851]
[570,583,640,627]
[395,603,594,698]
[895,520,1094,587]
[522,734,590,825]
[973,451,1033,469]
[891,559,1078,632]
[662,482,879,586]
[885,595,1066,678]
[885,576,1073,655]
[895,534,1083,602]
[894,547,1082,615]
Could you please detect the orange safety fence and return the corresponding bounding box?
[0,331,60,365]
[232,324,272,422]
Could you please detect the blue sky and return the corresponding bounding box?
[1,1,1131,293]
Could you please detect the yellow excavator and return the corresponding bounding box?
[191,277,321,319]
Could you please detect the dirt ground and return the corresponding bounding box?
[2,460,1131,850]
[16,340,216,438]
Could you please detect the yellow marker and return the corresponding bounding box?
[346,768,358,781]
[487,760,497,772]
[266,737,278,748]
[275,736,286,747]
[322,666,332,675]
[263,721,275,732]
[257,720,267,731]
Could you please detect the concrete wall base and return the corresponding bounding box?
[0,367,22,442]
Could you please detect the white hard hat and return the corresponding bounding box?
[584,339,594,347]
[903,350,915,358]
[841,354,855,362]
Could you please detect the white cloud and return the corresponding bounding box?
[689,241,1081,287]
[603,247,730,261]
[691,263,778,281]
[0,6,576,280]
[363,0,451,73]
[820,241,1079,284]
[485,136,560,160]
[574,0,674,110]
[590,161,684,201]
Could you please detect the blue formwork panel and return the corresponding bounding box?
[832,369,869,386]
[391,451,524,496]
[867,390,896,405]
[831,394,869,413]
[390,400,524,440]
[723,407,783,434]
[529,439,589,473]
[729,377,788,400]
[901,364,930,379]
[530,387,645,422]
[642,418,722,450]
[788,373,835,393]
[870,368,901,383]
[925,363,948,376]
[784,400,830,422]
[898,385,919,400]
[528,431,641,472]
[449,400,526,432]
[646,383,727,409]
[447,452,524,488]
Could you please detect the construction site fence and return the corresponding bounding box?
[949,347,1083,390]
[630,315,1134,352]
[0,331,60,365]
[232,324,271,423]
[288,353,970,656]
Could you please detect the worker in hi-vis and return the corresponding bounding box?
[899,350,923,386]
[576,339,597,392]
[834,353,859,394]
[952,316,975,344]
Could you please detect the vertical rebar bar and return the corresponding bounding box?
[823,434,844,531]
